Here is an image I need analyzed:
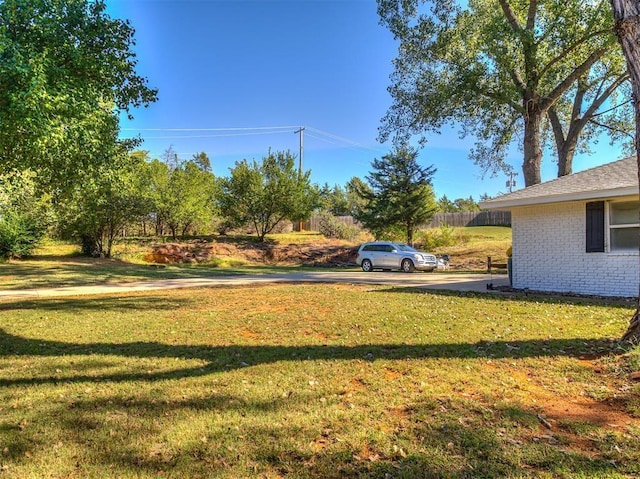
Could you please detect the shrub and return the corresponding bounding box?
[317,212,361,241]
[0,210,46,259]
[416,223,458,250]
[0,170,50,259]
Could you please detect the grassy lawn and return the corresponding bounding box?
[429,226,512,271]
[0,239,311,291]
[0,283,638,478]
[0,227,510,290]
[0,254,304,291]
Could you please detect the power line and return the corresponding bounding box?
[305,132,341,145]
[121,130,293,140]
[306,126,382,152]
[120,125,299,132]
[120,124,383,157]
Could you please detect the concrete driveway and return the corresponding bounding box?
[0,271,510,300]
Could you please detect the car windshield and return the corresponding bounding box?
[395,243,417,252]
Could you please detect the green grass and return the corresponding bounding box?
[1,228,505,290]
[0,236,324,290]
[0,254,313,290]
[0,284,638,478]
[429,226,512,270]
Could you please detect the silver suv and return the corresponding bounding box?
[356,241,438,273]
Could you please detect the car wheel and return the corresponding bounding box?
[401,258,415,273]
[361,259,373,272]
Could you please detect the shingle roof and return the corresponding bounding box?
[480,156,639,210]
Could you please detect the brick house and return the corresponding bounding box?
[480,157,639,297]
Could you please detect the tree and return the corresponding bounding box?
[454,196,481,212]
[219,150,318,242]
[610,0,640,343]
[355,147,437,245]
[437,195,457,213]
[378,0,629,186]
[549,63,632,177]
[437,195,480,213]
[318,183,350,216]
[192,152,212,172]
[345,177,373,217]
[166,161,218,237]
[0,0,157,190]
[0,170,51,259]
[144,153,218,239]
[56,151,151,258]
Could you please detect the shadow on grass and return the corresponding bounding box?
[0,260,248,290]
[0,259,319,291]
[0,327,625,386]
[0,294,197,313]
[377,285,638,308]
[1,389,628,478]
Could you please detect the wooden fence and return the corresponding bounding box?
[302,215,358,232]
[428,211,511,227]
[301,211,511,231]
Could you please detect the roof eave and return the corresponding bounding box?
[480,186,639,210]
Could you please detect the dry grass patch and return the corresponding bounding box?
[0,284,638,478]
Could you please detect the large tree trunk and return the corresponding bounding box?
[522,98,543,186]
[557,141,577,178]
[611,0,640,343]
[406,220,414,246]
[548,106,580,177]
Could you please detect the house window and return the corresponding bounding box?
[586,201,605,253]
[609,200,640,252]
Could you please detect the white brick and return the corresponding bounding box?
[511,201,639,297]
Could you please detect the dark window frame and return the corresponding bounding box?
[586,201,605,253]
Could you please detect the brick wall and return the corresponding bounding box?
[512,201,639,298]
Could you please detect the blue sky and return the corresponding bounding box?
[106,0,626,201]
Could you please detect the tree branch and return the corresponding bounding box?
[547,106,566,146]
[498,0,522,32]
[571,78,588,125]
[526,0,538,30]
[481,89,524,113]
[591,96,632,118]
[539,29,611,79]
[541,47,608,111]
[508,67,527,91]
[588,118,635,139]
[583,73,630,119]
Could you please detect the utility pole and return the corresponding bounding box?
[506,171,518,193]
[294,127,305,232]
[294,126,305,177]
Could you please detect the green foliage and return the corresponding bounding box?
[415,223,458,250]
[378,0,628,185]
[192,151,212,172]
[318,183,351,216]
[355,146,437,244]
[437,195,456,213]
[344,176,371,216]
[437,195,480,213]
[0,170,50,259]
[0,210,43,259]
[219,150,319,242]
[55,152,151,258]
[316,211,360,241]
[143,149,219,239]
[0,0,157,192]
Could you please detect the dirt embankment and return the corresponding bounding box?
[145,239,358,266]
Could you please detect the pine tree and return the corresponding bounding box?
[356,147,437,245]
